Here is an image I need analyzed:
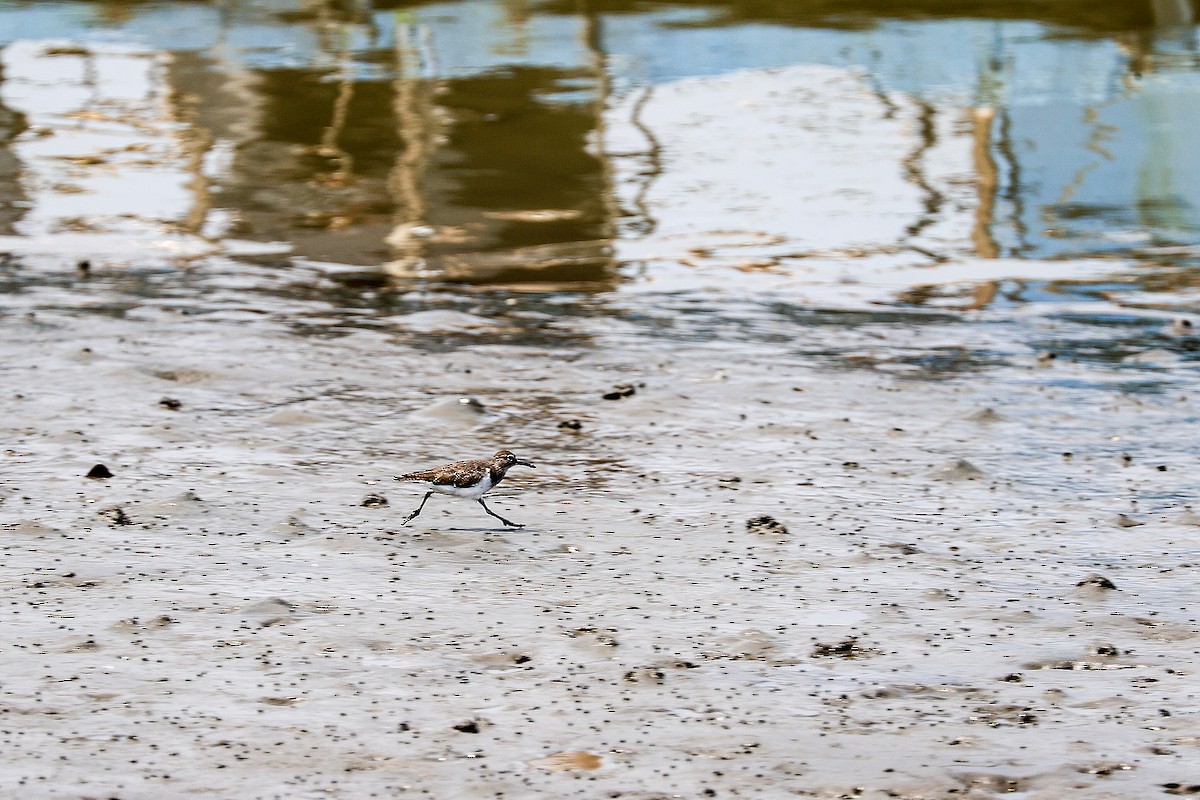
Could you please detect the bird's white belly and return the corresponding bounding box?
[431,473,492,500]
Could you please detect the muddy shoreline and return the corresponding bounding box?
[2,260,1198,798]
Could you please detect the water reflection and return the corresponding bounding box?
[535,0,1188,32]
[0,57,25,236]
[0,0,1196,305]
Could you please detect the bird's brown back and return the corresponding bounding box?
[397,458,492,488]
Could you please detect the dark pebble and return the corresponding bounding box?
[159,397,183,410]
[1076,574,1117,590]
[86,464,113,479]
[361,493,388,508]
[558,419,583,431]
[452,721,480,734]
[602,384,636,401]
[811,637,867,659]
[746,515,788,535]
[101,507,133,526]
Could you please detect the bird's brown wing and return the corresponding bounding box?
[397,459,488,487]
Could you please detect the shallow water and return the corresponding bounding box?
[2,2,1200,799]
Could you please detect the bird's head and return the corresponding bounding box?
[494,450,535,469]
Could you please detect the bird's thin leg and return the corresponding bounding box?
[402,492,434,525]
[478,498,523,528]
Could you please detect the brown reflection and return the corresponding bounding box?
[0,64,27,236]
[170,60,404,264]
[970,106,999,259]
[385,18,437,271]
[532,0,1164,33]
[994,108,1029,256]
[162,12,614,286]
[408,66,613,283]
[969,280,999,310]
[1151,0,1195,28]
[900,100,944,241]
[166,50,262,239]
[623,86,663,236]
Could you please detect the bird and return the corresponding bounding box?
[395,450,535,528]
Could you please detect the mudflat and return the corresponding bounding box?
[3,262,1197,798]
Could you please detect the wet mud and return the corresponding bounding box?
[2,261,1199,798]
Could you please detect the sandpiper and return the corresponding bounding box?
[395,450,535,528]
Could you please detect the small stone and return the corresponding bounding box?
[86,464,113,479]
[746,515,787,535]
[361,493,388,508]
[1079,761,1134,777]
[1076,574,1117,590]
[100,507,133,526]
[602,384,637,401]
[158,397,182,410]
[811,637,868,659]
[557,419,583,431]
[452,721,480,734]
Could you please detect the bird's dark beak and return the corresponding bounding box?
[516,459,536,468]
